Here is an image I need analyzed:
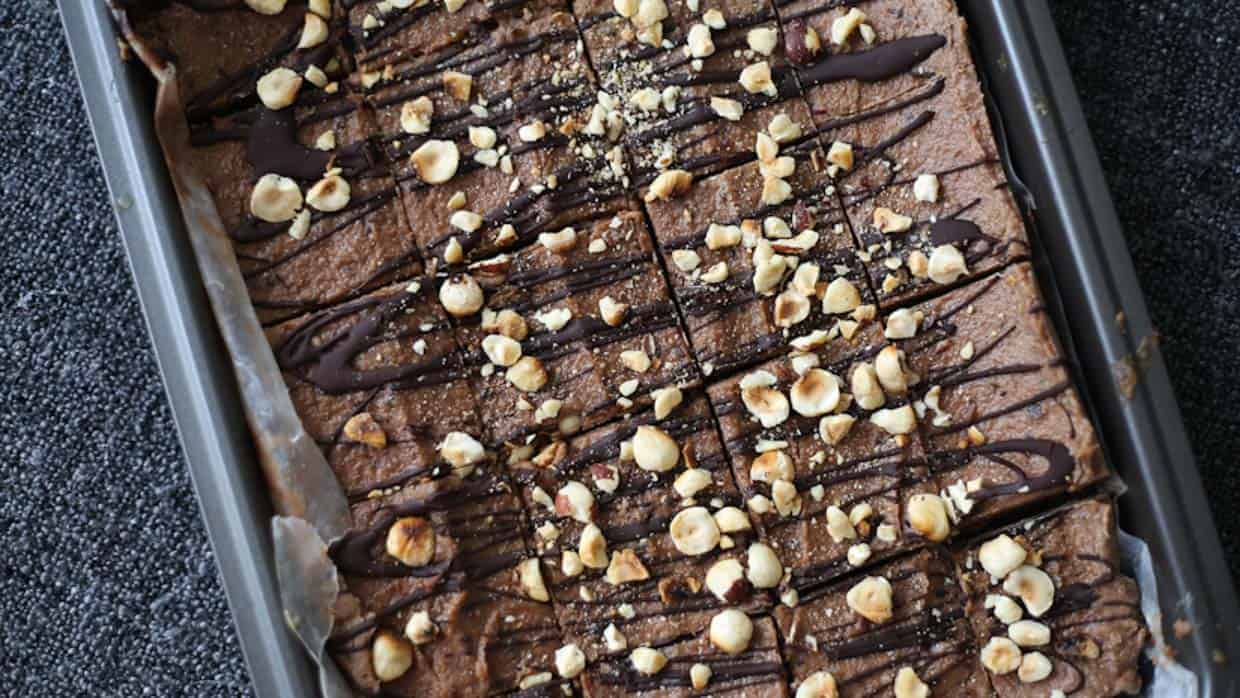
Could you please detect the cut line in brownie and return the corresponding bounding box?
[506,394,771,664]
[644,138,876,380]
[705,332,946,600]
[774,546,992,698]
[456,210,700,447]
[956,497,1146,696]
[774,0,1029,308]
[890,263,1108,528]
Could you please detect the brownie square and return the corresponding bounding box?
[265,278,480,497]
[509,395,769,662]
[328,472,568,697]
[574,0,818,182]
[776,0,1029,307]
[956,498,1146,696]
[891,263,1108,526]
[643,139,872,378]
[459,211,700,446]
[774,547,992,698]
[705,336,941,598]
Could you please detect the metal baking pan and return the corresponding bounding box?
[59,0,1240,695]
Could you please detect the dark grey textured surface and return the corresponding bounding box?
[0,0,1235,694]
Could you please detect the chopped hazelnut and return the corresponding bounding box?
[846,575,893,623]
[250,174,303,223]
[372,630,414,682]
[411,139,460,184]
[385,516,435,567]
[442,71,472,101]
[256,67,302,110]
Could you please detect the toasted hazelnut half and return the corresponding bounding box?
[604,623,627,652]
[1003,566,1055,618]
[674,468,713,499]
[633,425,680,472]
[705,223,742,249]
[771,480,801,517]
[653,386,683,420]
[578,523,609,569]
[386,516,435,567]
[630,647,668,675]
[711,96,743,121]
[874,346,910,396]
[850,363,885,411]
[826,141,854,171]
[873,207,913,234]
[400,96,433,134]
[405,610,437,645]
[438,273,483,316]
[739,61,776,96]
[506,356,548,393]
[607,549,651,585]
[819,414,856,445]
[438,432,485,472]
[741,385,790,428]
[372,629,414,682]
[823,277,861,314]
[1018,651,1053,683]
[846,576,893,623]
[645,169,693,201]
[746,542,783,589]
[442,70,472,101]
[519,557,550,602]
[411,139,460,184]
[988,594,1024,624]
[796,671,839,698]
[245,0,287,15]
[706,558,751,602]
[790,369,841,417]
[884,308,919,340]
[482,334,522,367]
[981,636,1023,675]
[775,289,812,328]
[305,173,350,212]
[555,481,596,523]
[690,663,712,690]
[826,505,857,543]
[298,12,329,48]
[979,534,1028,580]
[928,244,968,285]
[250,174,303,223]
[714,506,752,533]
[870,405,917,435]
[343,412,386,449]
[750,449,794,484]
[907,493,951,542]
[257,67,302,110]
[670,507,721,556]
[1008,620,1051,648]
[599,296,629,327]
[709,609,754,655]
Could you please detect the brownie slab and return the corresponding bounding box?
[458,211,700,446]
[956,498,1146,696]
[508,395,769,662]
[774,547,992,698]
[892,263,1108,527]
[775,0,1029,307]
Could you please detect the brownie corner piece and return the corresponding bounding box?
[778,0,1030,308]
[896,262,1108,527]
[956,497,1146,696]
[774,547,992,698]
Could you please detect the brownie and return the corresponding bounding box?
[705,334,945,599]
[457,211,700,446]
[126,0,1151,694]
[774,547,992,698]
[775,0,1029,307]
[507,395,767,659]
[359,3,633,267]
[892,263,1108,526]
[956,498,1146,696]
[573,0,818,183]
[265,278,481,498]
[644,139,874,378]
[327,471,569,696]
